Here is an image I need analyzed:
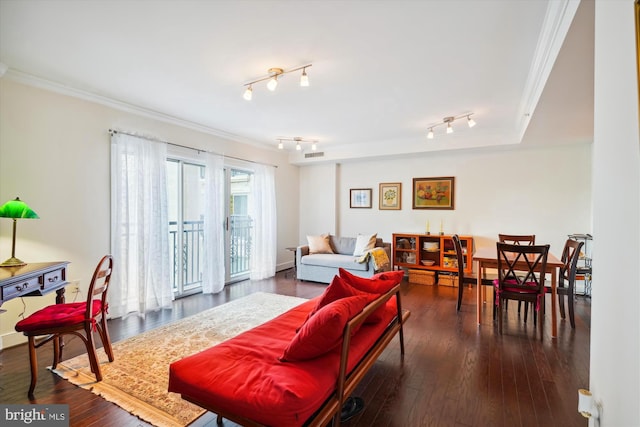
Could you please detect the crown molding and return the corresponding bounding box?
[516,0,581,141]
[3,68,260,147]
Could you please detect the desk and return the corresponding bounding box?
[0,262,69,308]
[473,247,563,338]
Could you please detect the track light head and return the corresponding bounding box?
[243,85,253,101]
[267,76,278,91]
[427,128,434,139]
[467,115,476,128]
[300,67,309,87]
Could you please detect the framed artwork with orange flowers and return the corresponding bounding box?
[412,177,455,210]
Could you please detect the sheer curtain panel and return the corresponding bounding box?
[203,153,225,293]
[110,133,173,317]
[249,163,277,280]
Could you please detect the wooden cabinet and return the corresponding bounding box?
[392,233,473,274]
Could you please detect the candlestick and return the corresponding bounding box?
[426,220,430,234]
[439,219,444,235]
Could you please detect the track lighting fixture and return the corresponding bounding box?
[243,84,253,100]
[300,67,309,87]
[425,113,476,139]
[276,137,319,151]
[243,64,312,100]
[427,128,434,139]
[467,115,476,128]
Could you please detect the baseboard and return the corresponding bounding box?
[1,330,27,349]
[276,260,294,272]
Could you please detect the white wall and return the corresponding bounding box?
[0,79,300,348]
[299,143,592,257]
[591,0,640,425]
[299,163,338,237]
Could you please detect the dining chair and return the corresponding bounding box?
[495,243,549,340]
[498,234,536,320]
[15,255,115,396]
[452,234,495,312]
[546,238,584,328]
[452,234,478,311]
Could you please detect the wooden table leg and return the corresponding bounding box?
[551,268,557,338]
[476,260,482,325]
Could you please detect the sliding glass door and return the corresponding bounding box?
[225,168,253,283]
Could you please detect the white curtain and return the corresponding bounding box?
[110,132,173,318]
[202,153,225,293]
[249,163,277,280]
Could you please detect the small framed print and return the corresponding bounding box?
[412,176,455,210]
[379,182,401,210]
[350,188,372,208]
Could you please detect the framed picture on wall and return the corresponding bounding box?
[350,188,372,208]
[379,182,401,210]
[412,177,455,210]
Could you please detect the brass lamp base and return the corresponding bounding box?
[0,256,26,267]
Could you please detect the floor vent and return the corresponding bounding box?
[304,151,325,158]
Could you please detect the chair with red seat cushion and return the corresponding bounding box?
[494,243,549,340]
[498,234,536,319]
[15,255,114,395]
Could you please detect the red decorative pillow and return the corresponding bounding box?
[338,268,403,323]
[338,268,404,294]
[309,275,371,316]
[280,294,373,361]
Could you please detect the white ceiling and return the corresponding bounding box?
[0,0,594,163]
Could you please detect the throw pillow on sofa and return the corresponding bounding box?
[352,233,377,256]
[339,268,404,294]
[308,275,374,319]
[338,268,404,323]
[306,234,334,254]
[280,294,375,361]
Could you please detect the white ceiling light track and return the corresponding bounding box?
[276,137,318,151]
[426,113,476,139]
[243,64,312,100]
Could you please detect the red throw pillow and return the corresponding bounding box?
[338,268,404,294]
[280,294,373,362]
[309,275,371,316]
[338,268,403,323]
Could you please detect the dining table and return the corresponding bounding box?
[473,245,564,338]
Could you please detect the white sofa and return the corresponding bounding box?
[296,235,391,283]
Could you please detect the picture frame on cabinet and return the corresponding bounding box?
[350,188,372,208]
[379,182,401,210]
[412,177,455,210]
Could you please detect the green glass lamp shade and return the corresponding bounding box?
[0,197,39,267]
[0,197,39,219]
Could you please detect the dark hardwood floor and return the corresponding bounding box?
[0,271,590,427]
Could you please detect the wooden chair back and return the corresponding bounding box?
[85,254,113,321]
[498,234,536,246]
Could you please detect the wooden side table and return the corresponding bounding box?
[285,247,297,279]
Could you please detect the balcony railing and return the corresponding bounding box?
[229,215,252,278]
[169,215,252,293]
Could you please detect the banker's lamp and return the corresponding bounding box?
[0,197,39,267]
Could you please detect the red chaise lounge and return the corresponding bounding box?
[168,269,410,426]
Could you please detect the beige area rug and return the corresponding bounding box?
[52,292,308,427]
